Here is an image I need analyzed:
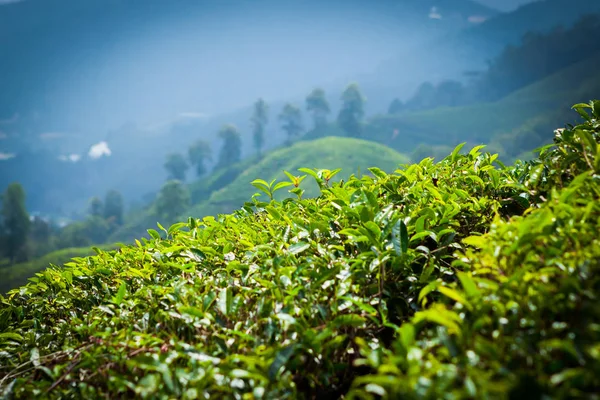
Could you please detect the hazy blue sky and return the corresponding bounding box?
[0,0,540,11]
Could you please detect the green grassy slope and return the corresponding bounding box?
[188,156,260,204]
[185,136,410,219]
[107,158,260,243]
[0,244,119,294]
[500,51,600,105]
[370,52,600,150]
[109,138,408,243]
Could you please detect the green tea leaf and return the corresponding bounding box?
[368,167,387,180]
[179,306,204,319]
[450,142,466,163]
[112,282,127,305]
[288,242,310,255]
[392,219,409,256]
[268,344,297,381]
[147,229,161,240]
[437,286,472,310]
[266,206,282,221]
[0,332,23,343]
[218,288,233,317]
[331,314,366,328]
[273,181,293,192]
[457,272,480,298]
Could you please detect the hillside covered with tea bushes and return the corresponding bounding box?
[107,137,409,244]
[1,101,599,398]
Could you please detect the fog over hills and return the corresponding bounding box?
[1,0,598,219]
[0,0,499,212]
[0,0,495,139]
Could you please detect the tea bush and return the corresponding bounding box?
[1,101,599,399]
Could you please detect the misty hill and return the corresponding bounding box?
[0,0,496,136]
[373,0,600,88]
[108,137,409,242]
[366,50,600,162]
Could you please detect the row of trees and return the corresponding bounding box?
[162,83,367,182]
[388,80,468,114]
[162,124,241,182]
[252,83,366,154]
[0,183,29,264]
[0,183,126,265]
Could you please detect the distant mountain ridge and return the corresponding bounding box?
[374,0,600,84]
[0,0,498,119]
[454,0,600,58]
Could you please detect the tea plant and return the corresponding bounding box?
[0,101,598,399]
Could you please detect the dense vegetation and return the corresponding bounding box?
[0,244,119,295]
[0,186,124,268]
[1,101,598,398]
[108,137,409,244]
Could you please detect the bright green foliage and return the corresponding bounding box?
[187,137,409,222]
[345,100,600,399]
[154,180,191,222]
[0,183,30,264]
[306,88,331,129]
[216,124,242,170]
[164,153,190,182]
[0,244,119,294]
[0,102,599,398]
[251,99,269,156]
[188,140,212,177]
[338,83,365,137]
[279,103,304,143]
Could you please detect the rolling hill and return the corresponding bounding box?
[192,136,410,215]
[108,137,410,243]
[0,243,119,294]
[366,51,600,157]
